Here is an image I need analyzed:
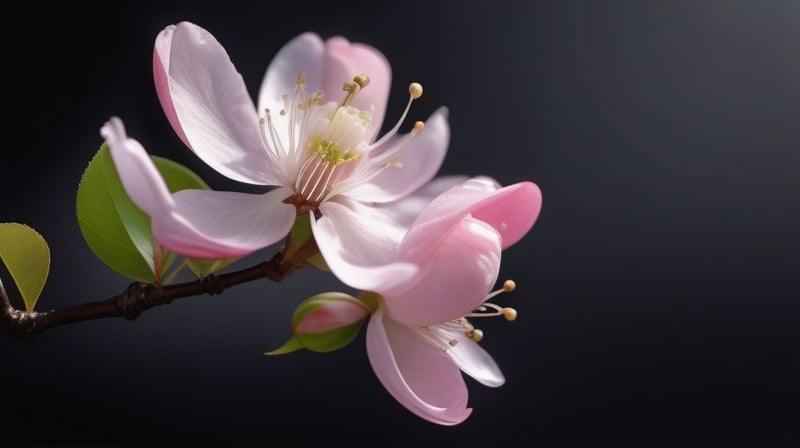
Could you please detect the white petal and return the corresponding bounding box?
[366,309,472,425]
[447,332,505,388]
[152,187,296,259]
[100,117,174,216]
[312,198,417,295]
[345,108,450,203]
[257,32,325,116]
[158,22,281,185]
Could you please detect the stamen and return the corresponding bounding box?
[323,160,401,201]
[369,82,424,150]
[467,329,484,342]
[464,279,520,324]
[258,110,284,161]
[341,74,370,107]
[409,82,423,99]
[502,308,518,321]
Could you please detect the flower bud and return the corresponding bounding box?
[267,292,369,355]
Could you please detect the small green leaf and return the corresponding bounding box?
[295,320,365,353]
[77,143,157,281]
[0,223,50,312]
[76,144,210,282]
[185,257,240,279]
[265,336,305,356]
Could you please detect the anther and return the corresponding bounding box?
[412,121,425,133]
[448,339,458,347]
[503,280,516,292]
[502,307,518,322]
[468,329,484,342]
[296,72,307,85]
[341,74,370,107]
[353,74,370,88]
[409,82,423,99]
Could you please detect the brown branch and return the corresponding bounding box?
[1,249,297,339]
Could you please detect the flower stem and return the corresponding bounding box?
[1,249,293,339]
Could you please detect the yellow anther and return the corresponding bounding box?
[502,307,518,322]
[341,74,370,106]
[503,280,516,292]
[412,121,425,133]
[296,72,307,85]
[409,82,423,99]
[448,339,458,347]
[469,329,484,342]
[353,73,370,88]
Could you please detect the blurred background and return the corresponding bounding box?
[1,0,799,446]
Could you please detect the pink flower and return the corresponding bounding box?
[317,177,542,425]
[101,22,448,262]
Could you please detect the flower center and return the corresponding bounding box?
[415,280,518,351]
[259,72,425,215]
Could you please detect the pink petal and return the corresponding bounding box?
[153,25,188,147]
[152,187,296,259]
[155,22,281,186]
[366,309,472,425]
[294,295,368,335]
[447,332,505,387]
[312,198,418,295]
[374,175,469,231]
[399,178,543,264]
[343,108,450,203]
[386,217,501,328]
[100,117,174,217]
[322,36,391,142]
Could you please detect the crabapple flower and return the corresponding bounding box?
[316,177,542,425]
[102,22,448,263]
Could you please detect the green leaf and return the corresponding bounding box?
[265,336,305,356]
[295,320,365,353]
[0,223,50,312]
[76,144,210,282]
[185,257,239,279]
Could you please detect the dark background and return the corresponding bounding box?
[1,0,799,446]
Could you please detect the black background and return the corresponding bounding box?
[1,1,799,446]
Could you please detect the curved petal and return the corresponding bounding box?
[470,181,542,249]
[366,309,471,425]
[153,25,188,146]
[343,107,450,203]
[151,187,296,259]
[257,32,325,117]
[322,36,391,142]
[399,178,542,263]
[100,117,174,217]
[447,332,505,387]
[312,198,417,295]
[155,21,281,185]
[375,175,469,231]
[387,218,501,327]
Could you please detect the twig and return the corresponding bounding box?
[1,250,293,339]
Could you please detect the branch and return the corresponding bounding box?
[1,249,296,339]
